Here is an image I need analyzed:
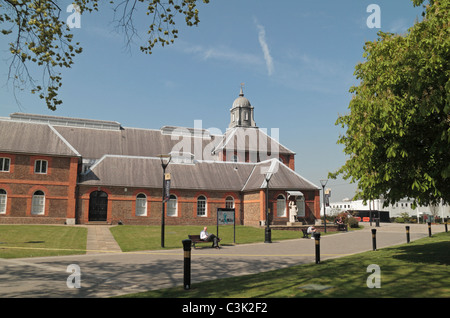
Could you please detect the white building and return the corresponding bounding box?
[324,197,449,221]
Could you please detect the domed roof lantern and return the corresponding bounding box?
[232,86,251,109]
[229,84,257,128]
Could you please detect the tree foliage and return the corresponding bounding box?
[330,0,449,207]
[0,0,210,110]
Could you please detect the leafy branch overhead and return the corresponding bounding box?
[0,0,210,110]
[330,0,449,207]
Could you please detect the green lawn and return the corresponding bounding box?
[1,224,448,298]
[120,231,450,298]
[0,224,333,258]
[0,225,87,258]
[110,225,307,251]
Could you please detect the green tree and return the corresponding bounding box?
[0,0,210,110]
[330,0,449,207]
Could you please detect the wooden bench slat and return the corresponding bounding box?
[188,235,211,248]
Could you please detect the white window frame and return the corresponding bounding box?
[197,195,207,217]
[31,190,45,215]
[135,193,147,216]
[0,189,6,214]
[225,196,234,209]
[167,194,178,217]
[34,160,48,174]
[0,158,10,172]
[277,194,287,217]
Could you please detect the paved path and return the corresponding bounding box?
[0,223,446,298]
[86,225,121,254]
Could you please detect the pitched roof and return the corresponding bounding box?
[53,125,221,160]
[5,113,294,161]
[79,156,319,192]
[242,159,320,191]
[213,127,295,156]
[0,119,80,157]
[79,155,255,191]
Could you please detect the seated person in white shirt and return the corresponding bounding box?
[307,226,318,239]
[200,227,220,248]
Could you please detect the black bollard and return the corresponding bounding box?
[182,239,192,290]
[265,227,272,243]
[406,226,410,243]
[314,233,321,264]
[445,219,448,233]
[371,229,377,251]
[428,222,432,237]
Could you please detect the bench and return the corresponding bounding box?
[188,235,213,248]
[301,228,309,238]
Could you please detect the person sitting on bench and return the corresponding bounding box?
[200,227,220,248]
[335,217,347,231]
[307,226,318,239]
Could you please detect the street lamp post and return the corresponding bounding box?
[320,179,328,233]
[159,154,171,248]
[265,172,272,243]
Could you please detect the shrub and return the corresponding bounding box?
[347,217,359,228]
[395,217,405,223]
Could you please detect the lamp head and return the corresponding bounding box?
[158,154,172,167]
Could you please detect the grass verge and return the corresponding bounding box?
[120,231,450,298]
[0,225,87,258]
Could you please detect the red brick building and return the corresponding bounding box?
[0,90,320,226]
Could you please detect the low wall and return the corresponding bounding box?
[267,224,340,233]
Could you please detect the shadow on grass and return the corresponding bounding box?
[391,241,450,265]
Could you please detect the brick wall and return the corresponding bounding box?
[77,186,246,226]
[0,153,77,224]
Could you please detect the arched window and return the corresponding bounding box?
[0,189,6,214]
[31,190,45,215]
[277,194,286,217]
[197,195,207,216]
[225,196,234,209]
[167,194,178,217]
[135,193,147,216]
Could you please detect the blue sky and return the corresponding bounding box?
[0,0,425,200]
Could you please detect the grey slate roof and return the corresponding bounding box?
[53,125,221,160]
[79,156,319,192]
[4,113,294,160]
[1,113,319,192]
[213,127,295,156]
[242,160,320,191]
[0,119,80,157]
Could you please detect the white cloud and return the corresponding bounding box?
[254,20,274,76]
[174,41,264,68]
